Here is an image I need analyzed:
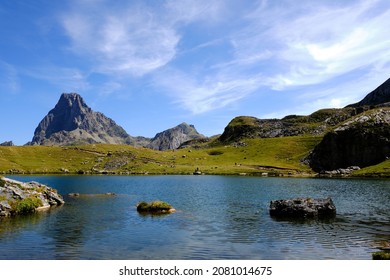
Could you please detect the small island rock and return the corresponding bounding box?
[0,177,64,217]
[136,200,176,214]
[269,197,336,219]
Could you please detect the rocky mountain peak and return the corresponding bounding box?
[147,122,205,150]
[30,93,132,146]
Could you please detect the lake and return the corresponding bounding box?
[0,175,389,259]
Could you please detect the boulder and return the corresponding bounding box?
[0,177,64,217]
[269,197,336,219]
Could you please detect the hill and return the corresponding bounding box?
[0,136,321,176]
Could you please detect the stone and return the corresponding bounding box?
[269,197,336,219]
[0,177,64,217]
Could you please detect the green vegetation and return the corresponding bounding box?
[11,196,43,214]
[136,200,175,213]
[353,160,390,177]
[0,136,321,176]
[372,251,390,260]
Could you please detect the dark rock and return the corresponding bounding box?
[147,122,205,151]
[68,193,80,197]
[347,77,390,108]
[308,109,390,172]
[0,141,14,146]
[269,197,336,219]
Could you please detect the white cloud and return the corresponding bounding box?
[236,0,390,90]
[58,0,390,115]
[61,1,180,77]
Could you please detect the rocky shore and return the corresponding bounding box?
[0,177,64,217]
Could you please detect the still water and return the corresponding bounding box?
[0,175,389,259]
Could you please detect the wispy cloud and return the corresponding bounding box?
[155,68,263,114]
[58,0,390,115]
[234,0,390,90]
[26,65,90,92]
[0,61,20,93]
[61,4,179,77]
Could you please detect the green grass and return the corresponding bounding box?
[0,136,328,176]
[352,159,390,177]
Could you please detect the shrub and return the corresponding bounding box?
[372,251,390,260]
[208,150,224,156]
[12,197,43,215]
[136,200,174,213]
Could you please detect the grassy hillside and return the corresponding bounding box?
[0,136,321,176]
[352,160,390,177]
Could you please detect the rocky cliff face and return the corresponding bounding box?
[347,77,390,108]
[308,108,390,172]
[30,93,134,146]
[147,123,205,150]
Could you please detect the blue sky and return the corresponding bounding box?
[1,0,390,145]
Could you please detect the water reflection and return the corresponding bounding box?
[1,175,389,259]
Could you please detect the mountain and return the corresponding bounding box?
[30,93,135,146]
[347,77,390,108]
[146,122,205,150]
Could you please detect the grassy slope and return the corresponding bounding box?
[0,136,321,176]
[353,160,390,177]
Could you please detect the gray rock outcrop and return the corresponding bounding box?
[308,108,390,172]
[0,177,64,217]
[0,141,14,146]
[269,197,336,219]
[147,122,205,150]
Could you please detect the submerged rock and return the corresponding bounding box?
[269,197,336,219]
[136,200,176,214]
[0,177,64,217]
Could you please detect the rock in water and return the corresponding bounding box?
[0,177,64,217]
[136,200,176,214]
[269,197,336,219]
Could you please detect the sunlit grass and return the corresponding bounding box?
[0,135,324,176]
